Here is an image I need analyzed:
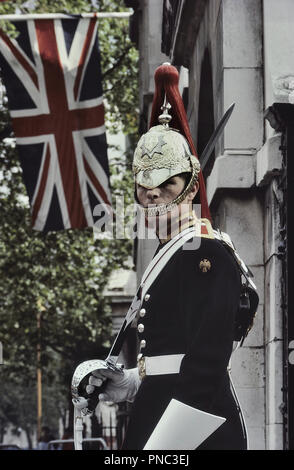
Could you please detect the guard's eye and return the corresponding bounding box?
[159,178,175,188]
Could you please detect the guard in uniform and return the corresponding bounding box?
[85,64,259,450]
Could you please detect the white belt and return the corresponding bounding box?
[139,354,185,377]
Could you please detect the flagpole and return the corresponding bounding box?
[37,309,42,442]
[36,299,45,442]
[0,12,132,21]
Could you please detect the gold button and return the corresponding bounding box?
[144,294,150,301]
[139,308,146,317]
[138,323,144,333]
[140,339,146,348]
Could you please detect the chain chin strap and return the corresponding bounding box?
[143,165,200,217]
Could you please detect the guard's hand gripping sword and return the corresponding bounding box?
[71,294,141,450]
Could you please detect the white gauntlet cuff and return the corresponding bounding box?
[124,367,142,402]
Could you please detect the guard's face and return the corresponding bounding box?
[136,175,186,208]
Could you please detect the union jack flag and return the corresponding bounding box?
[0,16,111,231]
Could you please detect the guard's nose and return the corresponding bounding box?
[146,187,160,202]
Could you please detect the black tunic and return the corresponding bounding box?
[122,236,247,450]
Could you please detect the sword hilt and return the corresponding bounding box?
[84,361,124,412]
[72,359,124,415]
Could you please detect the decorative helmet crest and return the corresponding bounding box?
[133,63,211,220]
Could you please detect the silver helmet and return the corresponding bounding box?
[133,98,200,216]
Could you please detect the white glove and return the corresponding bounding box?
[87,367,141,403]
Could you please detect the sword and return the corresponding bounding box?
[71,291,142,449]
[199,103,235,171]
[71,292,141,398]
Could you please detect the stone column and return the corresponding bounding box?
[263,0,294,137]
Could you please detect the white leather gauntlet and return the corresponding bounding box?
[87,367,141,403]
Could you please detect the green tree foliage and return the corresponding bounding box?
[0,0,138,447]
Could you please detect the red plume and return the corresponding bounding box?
[149,63,211,222]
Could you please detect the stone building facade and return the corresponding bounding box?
[125,0,294,450]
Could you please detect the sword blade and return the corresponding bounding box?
[200,103,235,170]
[105,294,141,365]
